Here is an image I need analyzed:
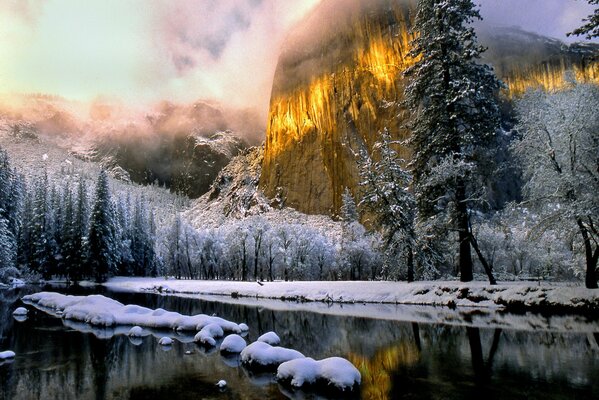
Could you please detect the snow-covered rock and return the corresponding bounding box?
[158,337,173,346]
[257,331,280,346]
[193,323,224,346]
[128,326,143,337]
[240,341,304,369]
[0,351,16,359]
[12,307,28,316]
[220,334,246,353]
[277,357,361,391]
[22,292,246,333]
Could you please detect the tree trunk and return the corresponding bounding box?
[456,180,473,282]
[469,231,497,285]
[578,218,599,289]
[407,246,414,283]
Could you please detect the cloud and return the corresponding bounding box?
[0,0,322,121]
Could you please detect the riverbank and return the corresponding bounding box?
[103,277,599,315]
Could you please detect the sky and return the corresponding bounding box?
[0,0,595,119]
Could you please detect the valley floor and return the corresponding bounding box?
[104,277,599,315]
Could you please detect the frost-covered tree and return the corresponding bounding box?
[569,0,599,39]
[404,0,501,284]
[513,82,599,288]
[359,129,416,281]
[340,188,358,223]
[87,170,118,282]
[0,215,16,270]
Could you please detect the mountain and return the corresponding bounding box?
[259,0,599,216]
[0,95,263,198]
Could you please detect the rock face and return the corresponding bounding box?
[260,0,599,216]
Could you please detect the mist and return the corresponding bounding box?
[0,0,595,137]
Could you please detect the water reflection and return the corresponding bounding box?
[1,286,598,400]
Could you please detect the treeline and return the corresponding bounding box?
[0,150,157,283]
[159,214,381,282]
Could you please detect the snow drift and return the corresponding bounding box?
[22,292,248,334]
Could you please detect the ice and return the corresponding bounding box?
[128,326,143,337]
[193,323,224,346]
[22,292,246,334]
[12,307,28,316]
[277,357,361,391]
[158,337,173,346]
[220,334,247,353]
[257,331,280,346]
[240,341,304,369]
[0,350,15,359]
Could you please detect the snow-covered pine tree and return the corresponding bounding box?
[340,188,359,223]
[0,214,16,270]
[358,129,416,282]
[404,0,501,284]
[29,172,55,279]
[87,170,118,283]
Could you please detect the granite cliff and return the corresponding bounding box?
[260,0,599,216]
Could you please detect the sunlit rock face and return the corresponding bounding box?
[261,0,599,216]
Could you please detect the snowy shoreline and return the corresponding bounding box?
[103,277,599,315]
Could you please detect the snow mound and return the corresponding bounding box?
[0,351,15,359]
[240,341,304,369]
[22,292,246,333]
[12,307,28,316]
[158,337,173,346]
[128,326,143,337]
[277,357,361,391]
[257,331,280,346]
[220,334,246,353]
[193,323,224,346]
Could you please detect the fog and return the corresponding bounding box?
[0,0,595,139]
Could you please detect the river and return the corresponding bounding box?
[1,285,598,399]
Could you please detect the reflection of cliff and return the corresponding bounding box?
[261,0,599,215]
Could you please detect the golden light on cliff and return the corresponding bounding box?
[348,341,420,400]
[504,62,599,97]
[264,5,415,165]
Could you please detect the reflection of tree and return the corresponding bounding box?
[467,327,502,383]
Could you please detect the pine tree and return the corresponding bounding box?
[404,0,501,284]
[30,172,54,279]
[569,0,599,39]
[87,170,118,283]
[359,129,416,282]
[0,214,16,269]
[340,188,358,223]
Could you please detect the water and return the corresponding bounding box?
[1,285,598,400]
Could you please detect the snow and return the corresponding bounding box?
[220,334,247,353]
[158,337,173,346]
[12,307,28,316]
[240,341,304,369]
[0,350,15,359]
[22,292,247,334]
[104,277,599,313]
[216,380,227,388]
[257,331,280,346]
[239,323,249,331]
[128,326,143,337]
[276,357,361,391]
[193,323,224,346]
